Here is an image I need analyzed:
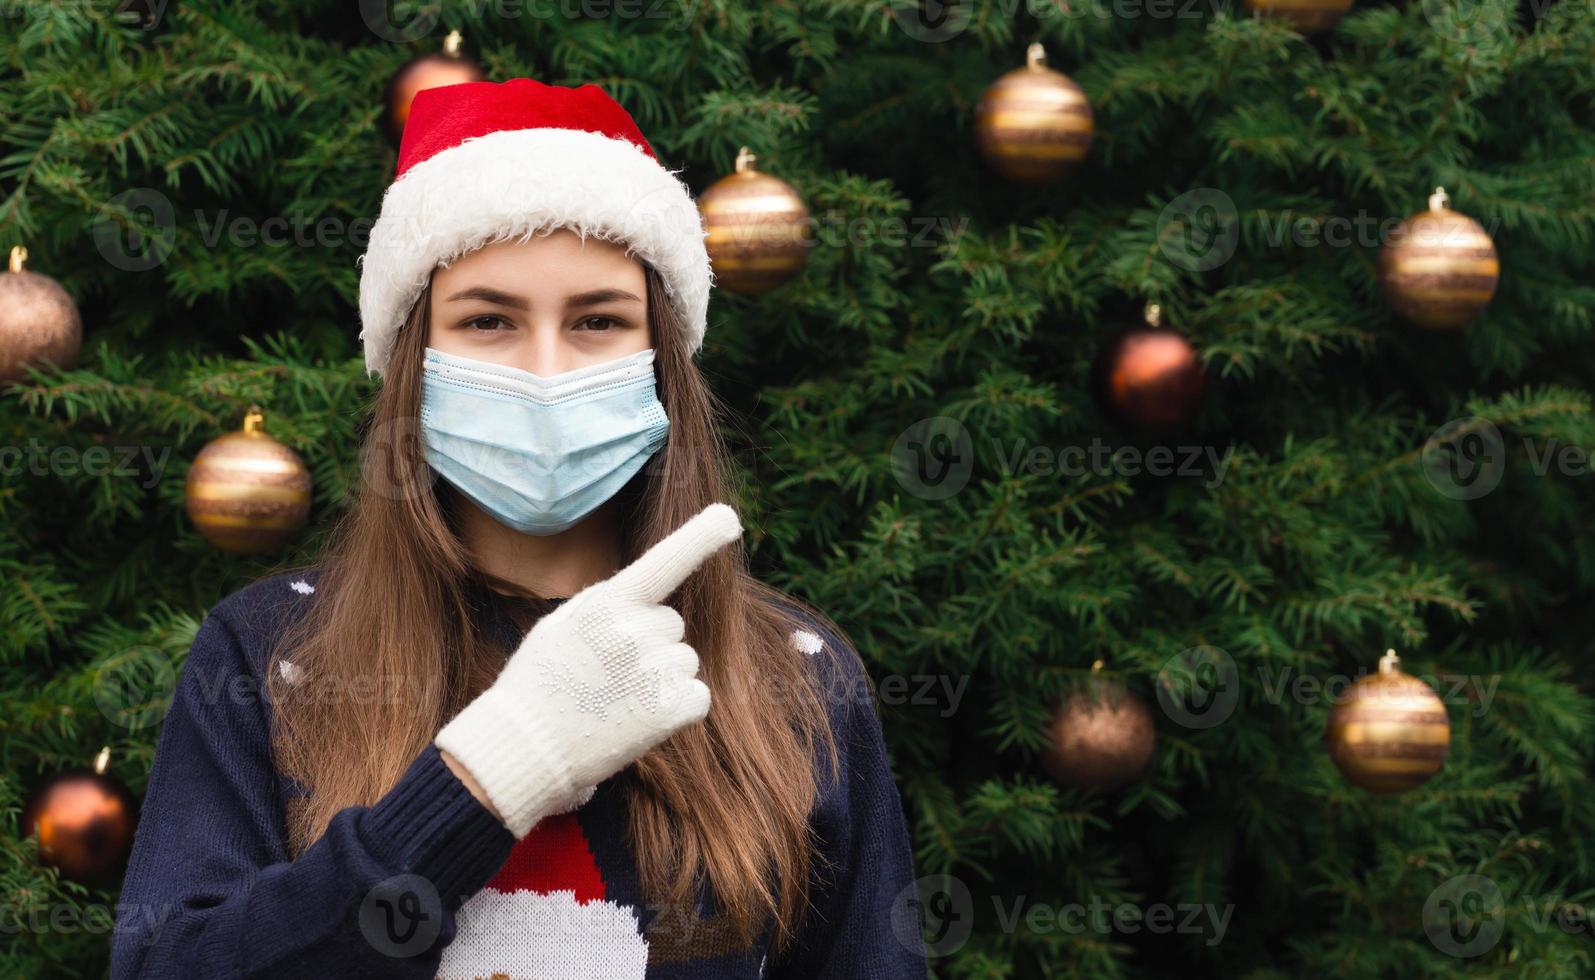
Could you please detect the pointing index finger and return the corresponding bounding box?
[607,503,742,603]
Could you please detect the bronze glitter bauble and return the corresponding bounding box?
[974,43,1094,184]
[699,146,812,295]
[185,406,312,553]
[1093,305,1207,431]
[382,30,486,147]
[0,246,83,386]
[1325,649,1451,794]
[1242,0,1354,33]
[21,747,138,886]
[1040,663,1157,789]
[1380,187,1500,330]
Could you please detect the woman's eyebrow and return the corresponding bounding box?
[567,288,644,308]
[443,286,528,310]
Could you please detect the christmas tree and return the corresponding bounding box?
[4,1,1594,976]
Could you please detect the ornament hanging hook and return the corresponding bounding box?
[735,146,757,174]
[1428,187,1449,212]
[443,29,464,57]
[93,745,111,774]
[1027,42,1047,69]
[9,245,26,273]
[242,404,266,434]
[1145,303,1162,328]
[1378,648,1401,674]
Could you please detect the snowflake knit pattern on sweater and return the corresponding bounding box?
[109,568,929,980]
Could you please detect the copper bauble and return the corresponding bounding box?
[1093,305,1207,430]
[1325,650,1451,794]
[1041,663,1157,789]
[0,246,83,386]
[1380,187,1499,330]
[21,747,138,886]
[699,146,812,295]
[185,405,312,553]
[382,30,486,147]
[1242,0,1353,32]
[974,43,1094,184]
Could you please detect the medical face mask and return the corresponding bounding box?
[419,346,669,535]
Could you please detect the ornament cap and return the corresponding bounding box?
[8,245,25,273]
[1378,648,1401,674]
[93,745,110,774]
[443,29,464,57]
[1145,302,1162,328]
[1429,186,1449,212]
[735,145,757,174]
[1090,658,1105,674]
[242,405,266,434]
[1027,42,1047,69]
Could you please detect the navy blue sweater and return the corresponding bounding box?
[109,568,928,978]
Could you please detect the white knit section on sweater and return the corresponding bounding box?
[790,628,824,655]
[435,890,647,979]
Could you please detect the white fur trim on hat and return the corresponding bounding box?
[357,127,712,379]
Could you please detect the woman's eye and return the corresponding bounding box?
[576,316,624,332]
[465,316,511,332]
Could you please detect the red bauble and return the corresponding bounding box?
[21,748,139,886]
[1093,309,1206,430]
[382,31,486,147]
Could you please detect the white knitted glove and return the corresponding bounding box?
[435,502,741,838]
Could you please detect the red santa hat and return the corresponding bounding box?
[437,802,651,978]
[357,77,712,379]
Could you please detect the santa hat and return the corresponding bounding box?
[357,77,713,379]
[437,799,652,979]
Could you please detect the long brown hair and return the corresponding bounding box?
[264,261,843,953]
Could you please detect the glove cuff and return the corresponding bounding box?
[435,686,578,839]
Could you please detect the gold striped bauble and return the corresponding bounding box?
[1242,0,1354,33]
[974,43,1094,184]
[1380,187,1500,330]
[698,146,812,295]
[1,246,82,387]
[1040,661,1156,790]
[185,406,312,554]
[1325,650,1451,794]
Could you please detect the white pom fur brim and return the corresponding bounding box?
[357,127,711,379]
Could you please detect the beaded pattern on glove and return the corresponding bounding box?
[536,604,665,724]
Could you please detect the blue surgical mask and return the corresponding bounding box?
[419,346,669,535]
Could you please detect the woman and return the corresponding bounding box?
[110,78,927,978]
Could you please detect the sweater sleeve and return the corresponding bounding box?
[110,598,516,979]
[767,614,929,980]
